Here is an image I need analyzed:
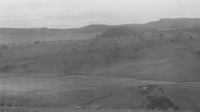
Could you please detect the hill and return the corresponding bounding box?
[145,18,200,30]
[99,27,136,38]
[1,18,200,44]
[0,18,200,111]
[0,25,110,44]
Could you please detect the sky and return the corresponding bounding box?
[0,0,200,28]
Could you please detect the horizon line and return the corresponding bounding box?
[0,17,199,29]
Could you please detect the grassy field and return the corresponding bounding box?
[0,107,196,112]
[0,74,200,110]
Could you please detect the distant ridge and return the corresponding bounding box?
[145,18,200,29]
[1,18,200,36]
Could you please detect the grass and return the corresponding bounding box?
[0,28,200,111]
[0,76,199,110]
[0,107,195,112]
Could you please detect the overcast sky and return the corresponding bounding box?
[0,0,199,28]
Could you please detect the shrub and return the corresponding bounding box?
[0,44,9,50]
[0,65,13,72]
[1,102,4,106]
[138,84,164,96]
[141,95,180,111]
[35,40,40,44]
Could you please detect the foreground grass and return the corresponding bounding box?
[0,107,194,112]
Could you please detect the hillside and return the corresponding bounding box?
[145,18,200,30]
[1,18,200,44]
[99,27,136,38]
[0,18,200,111]
[1,29,199,82]
[0,26,109,45]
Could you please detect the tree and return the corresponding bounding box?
[141,95,180,111]
[35,40,40,44]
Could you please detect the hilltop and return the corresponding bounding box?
[145,18,200,30]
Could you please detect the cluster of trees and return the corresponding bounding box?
[142,95,180,111]
[138,84,180,111]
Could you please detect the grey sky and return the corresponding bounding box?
[0,0,199,28]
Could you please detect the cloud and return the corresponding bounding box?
[185,10,199,17]
[0,0,200,28]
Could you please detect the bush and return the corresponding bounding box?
[1,103,4,106]
[0,44,9,50]
[0,65,13,72]
[35,40,40,44]
[138,84,164,96]
[141,95,180,111]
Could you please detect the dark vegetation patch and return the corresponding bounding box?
[141,95,180,111]
[100,27,135,38]
[0,65,13,72]
[184,25,200,33]
[0,44,9,50]
[196,50,200,56]
[138,84,164,96]
[0,102,12,107]
[21,64,29,71]
[138,84,180,111]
